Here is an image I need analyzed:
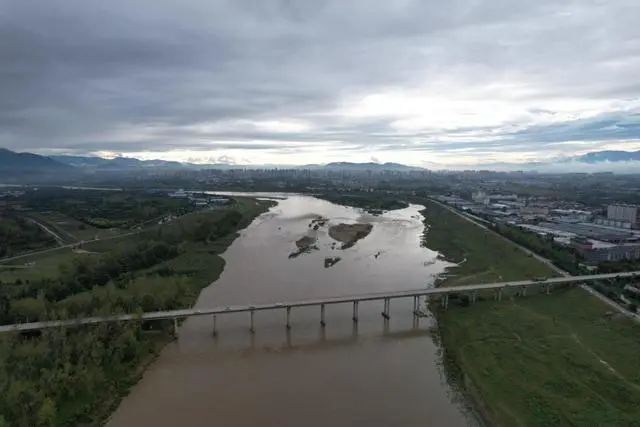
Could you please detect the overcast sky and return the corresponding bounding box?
[2,0,640,166]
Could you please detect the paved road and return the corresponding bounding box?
[0,213,187,264]
[27,217,68,246]
[1,271,638,334]
[432,199,640,321]
[0,231,140,264]
[432,200,568,276]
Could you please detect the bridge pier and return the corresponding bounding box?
[413,296,419,315]
[320,304,326,327]
[545,284,551,295]
[382,298,391,319]
[250,309,255,333]
[285,306,291,329]
[495,288,502,302]
[441,294,449,310]
[173,317,179,337]
[521,286,527,297]
[212,315,217,337]
[352,301,359,322]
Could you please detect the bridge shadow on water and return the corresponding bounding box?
[173,310,436,359]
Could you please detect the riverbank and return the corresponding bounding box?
[0,197,275,427]
[315,192,408,214]
[421,199,640,426]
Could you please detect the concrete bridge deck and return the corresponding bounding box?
[1,271,638,334]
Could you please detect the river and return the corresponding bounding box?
[106,194,479,427]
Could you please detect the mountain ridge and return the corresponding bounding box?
[4,148,640,174]
[0,148,75,177]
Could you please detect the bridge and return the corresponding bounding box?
[1,271,638,335]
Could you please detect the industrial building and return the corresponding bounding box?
[599,204,640,229]
[536,222,638,243]
[571,240,640,263]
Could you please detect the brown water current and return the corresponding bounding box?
[106,194,479,427]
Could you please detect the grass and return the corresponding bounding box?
[422,199,640,427]
[1,197,273,289]
[316,192,408,213]
[32,211,124,242]
[421,201,557,286]
[0,249,88,282]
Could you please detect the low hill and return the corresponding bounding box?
[51,155,185,171]
[0,148,76,180]
[323,162,423,171]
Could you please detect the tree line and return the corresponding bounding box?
[490,223,584,274]
[22,188,193,229]
[0,203,258,426]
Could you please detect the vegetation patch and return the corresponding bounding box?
[316,192,408,214]
[22,188,193,229]
[329,223,373,249]
[421,199,640,427]
[0,215,57,258]
[0,197,274,427]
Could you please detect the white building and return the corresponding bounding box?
[606,204,639,228]
[168,189,188,198]
[472,191,488,204]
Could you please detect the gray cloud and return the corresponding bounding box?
[1,0,640,164]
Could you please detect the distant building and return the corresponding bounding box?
[550,209,592,222]
[472,191,488,204]
[521,206,549,217]
[606,204,639,228]
[168,189,188,198]
[570,237,594,252]
[208,196,229,204]
[192,199,209,207]
[578,244,640,264]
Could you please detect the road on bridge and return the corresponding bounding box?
[1,271,638,334]
[431,199,640,322]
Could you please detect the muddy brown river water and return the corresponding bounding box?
[106,194,479,427]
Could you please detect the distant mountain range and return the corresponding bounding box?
[569,150,640,164]
[50,155,186,171]
[321,161,423,171]
[0,148,75,180]
[3,148,640,178]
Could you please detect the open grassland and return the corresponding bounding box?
[421,201,557,285]
[0,249,86,283]
[422,199,640,427]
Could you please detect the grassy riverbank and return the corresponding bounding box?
[421,199,640,426]
[0,197,275,427]
[315,192,408,214]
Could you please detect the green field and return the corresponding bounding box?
[316,192,408,214]
[421,202,557,286]
[422,199,640,427]
[0,215,57,258]
[22,188,193,229]
[32,211,124,242]
[0,248,90,283]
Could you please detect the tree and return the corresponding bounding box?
[36,397,56,427]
